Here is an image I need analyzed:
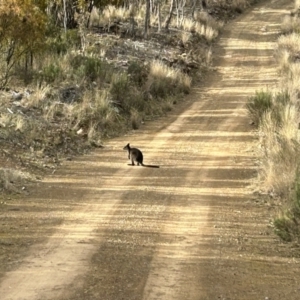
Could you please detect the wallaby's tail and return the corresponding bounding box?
[142,164,160,168]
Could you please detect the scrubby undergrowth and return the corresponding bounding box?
[247,0,300,243]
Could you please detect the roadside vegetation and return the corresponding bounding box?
[247,0,300,242]
[0,0,259,193]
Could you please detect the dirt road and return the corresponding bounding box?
[1,0,299,299]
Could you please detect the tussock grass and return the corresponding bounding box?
[195,23,217,42]
[246,90,273,126]
[250,86,300,241]
[260,110,299,197]
[181,18,195,32]
[281,15,300,34]
[89,7,101,27]
[194,11,223,32]
[248,90,299,198]
[277,32,300,58]
[147,60,191,98]
[180,31,192,45]
[15,115,26,132]
[72,90,118,135]
[274,172,300,242]
[0,113,12,128]
[276,48,291,73]
[286,62,300,93]
[24,85,51,109]
[101,5,131,23]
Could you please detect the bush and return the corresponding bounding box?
[72,90,120,137]
[109,73,131,110]
[274,171,300,242]
[40,63,62,83]
[246,90,273,126]
[127,61,148,87]
[71,55,112,83]
[46,29,81,55]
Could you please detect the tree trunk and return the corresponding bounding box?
[129,5,136,37]
[157,2,161,32]
[191,0,198,19]
[144,0,151,38]
[164,0,175,30]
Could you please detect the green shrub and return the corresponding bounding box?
[269,91,291,127]
[46,28,81,55]
[71,55,112,83]
[83,57,103,81]
[127,61,148,87]
[246,90,273,126]
[149,77,174,99]
[40,63,62,83]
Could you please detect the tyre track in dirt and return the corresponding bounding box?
[0,0,299,299]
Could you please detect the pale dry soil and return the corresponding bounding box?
[0,0,300,299]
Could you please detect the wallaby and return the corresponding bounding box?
[123,143,159,168]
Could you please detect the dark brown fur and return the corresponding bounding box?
[123,143,159,168]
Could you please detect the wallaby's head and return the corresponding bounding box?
[123,143,130,151]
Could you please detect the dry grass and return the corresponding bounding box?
[72,90,119,139]
[0,113,12,128]
[149,60,191,88]
[181,31,192,45]
[101,5,131,23]
[149,60,176,80]
[248,87,299,199]
[15,115,26,132]
[89,7,101,27]
[281,15,300,34]
[270,28,300,201]
[259,108,299,197]
[276,48,292,73]
[181,18,195,32]
[195,23,218,42]
[285,62,300,95]
[23,85,51,109]
[130,109,142,130]
[277,32,300,57]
